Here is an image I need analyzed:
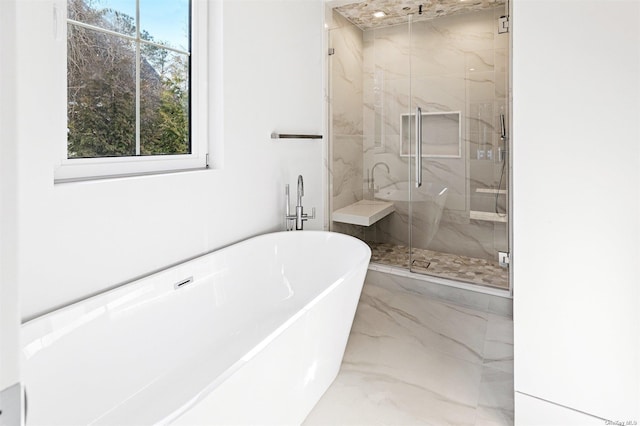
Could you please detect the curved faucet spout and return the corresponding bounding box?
[297,175,304,206]
[370,162,390,192]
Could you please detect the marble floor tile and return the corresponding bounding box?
[357,282,489,364]
[304,279,514,426]
[343,334,484,408]
[482,314,514,373]
[305,365,479,426]
[475,367,514,426]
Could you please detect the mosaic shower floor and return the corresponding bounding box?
[367,242,509,289]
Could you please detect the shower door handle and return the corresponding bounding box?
[415,106,423,188]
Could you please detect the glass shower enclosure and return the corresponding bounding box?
[329,1,510,290]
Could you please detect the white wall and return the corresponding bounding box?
[0,0,21,397]
[513,0,639,422]
[11,0,325,320]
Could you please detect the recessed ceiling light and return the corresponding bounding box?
[373,11,386,18]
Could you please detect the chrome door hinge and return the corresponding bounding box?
[498,251,510,268]
[498,15,509,34]
[205,153,210,168]
[328,48,335,56]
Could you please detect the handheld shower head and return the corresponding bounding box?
[498,114,508,163]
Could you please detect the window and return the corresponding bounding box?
[56,0,208,181]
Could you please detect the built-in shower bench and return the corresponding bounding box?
[332,200,394,226]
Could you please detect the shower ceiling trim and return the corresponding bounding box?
[335,0,505,30]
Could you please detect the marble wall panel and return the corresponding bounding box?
[465,49,496,73]
[371,77,411,137]
[412,74,466,112]
[495,70,508,99]
[412,46,467,76]
[467,70,498,102]
[329,11,365,233]
[369,25,411,80]
[493,222,508,253]
[428,219,497,260]
[331,4,509,265]
[470,160,501,190]
[332,134,364,210]
[361,76,378,150]
[362,30,374,69]
[330,12,364,136]
[410,8,495,53]
[421,158,467,211]
[494,48,508,73]
[374,212,409,245]
[469,102,495,136]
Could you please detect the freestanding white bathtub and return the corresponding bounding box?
[21,231,371,425]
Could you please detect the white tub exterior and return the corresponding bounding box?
[21,231,371,425]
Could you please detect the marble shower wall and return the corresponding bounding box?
[329,11,365,239]
[361,7,510,261]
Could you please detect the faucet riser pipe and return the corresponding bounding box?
[296,206,304,230]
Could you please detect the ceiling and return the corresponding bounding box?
[334,0,506,30]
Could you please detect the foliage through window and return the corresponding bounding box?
[67,0,191,159]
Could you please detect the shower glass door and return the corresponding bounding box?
[329,1,510,291]
[407,6,510,289]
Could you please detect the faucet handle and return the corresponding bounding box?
[303,207,316,220]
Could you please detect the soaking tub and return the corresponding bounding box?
[21,231,371,425]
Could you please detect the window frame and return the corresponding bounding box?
[55,0,209,183]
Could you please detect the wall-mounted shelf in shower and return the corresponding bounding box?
[476,188,507,195]
[470,210,508,223]
[333,200,395,226]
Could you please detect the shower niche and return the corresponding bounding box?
[328,0,511,291]
[400,111,461,158]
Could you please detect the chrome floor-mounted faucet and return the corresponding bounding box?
[285,175,315,231]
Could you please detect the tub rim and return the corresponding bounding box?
[22,230,371,327]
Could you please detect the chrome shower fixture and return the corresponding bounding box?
[500,114,507,141]
[499,114,508,162]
